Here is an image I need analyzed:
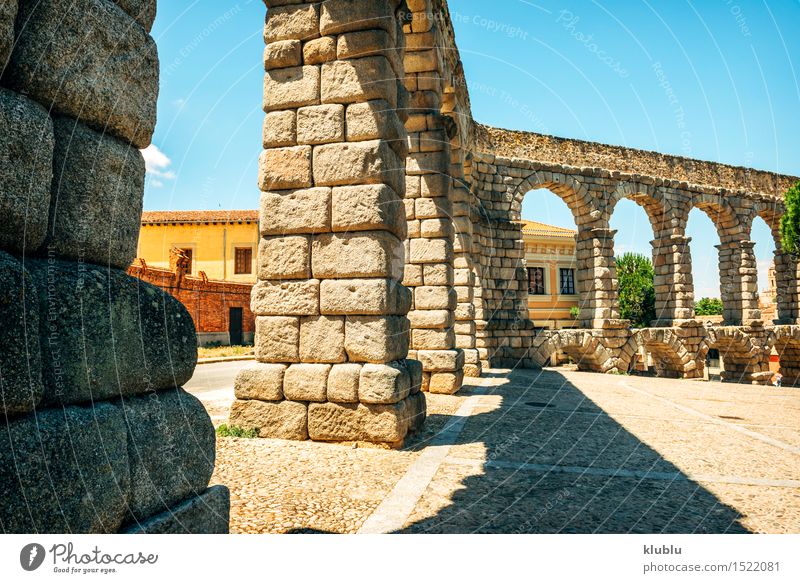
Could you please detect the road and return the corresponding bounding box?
[185,360,251,396]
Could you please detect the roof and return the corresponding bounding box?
[141,210,258,225]
[520,220,577,238]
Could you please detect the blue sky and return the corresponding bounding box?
[145,0,800,297]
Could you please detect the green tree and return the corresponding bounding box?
[780,181,800,255]
[695,297,723,316]
[616,252,656,328]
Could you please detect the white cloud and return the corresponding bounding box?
[141,144,176,189]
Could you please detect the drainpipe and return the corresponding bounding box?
[223,227,227,281]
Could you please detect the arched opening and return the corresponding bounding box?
[624,329,690,378]
[686,207,723,323]
[609,197,658,328]
[520,187,581,339]
[699,328,770,384]
[752,214,779,324]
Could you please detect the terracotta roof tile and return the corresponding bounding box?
[141,210,258,224]
[520,219,577,237]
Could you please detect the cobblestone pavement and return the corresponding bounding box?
[198,367,800,533]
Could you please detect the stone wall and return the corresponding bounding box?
[129,259,256,347]
[0,0,228,533]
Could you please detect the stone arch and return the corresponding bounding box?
[689,192,750,324]
[606,182,670,235]
[767,326,800,385]
[532,329,615,373]
[690,192,742,240]
[513,170,597,227]
[697,327,770,384]
[752,200,797,323]
[626,328,693,378]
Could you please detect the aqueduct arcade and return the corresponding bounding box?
[235,0,800,448]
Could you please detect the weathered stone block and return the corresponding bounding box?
[7,0,159,148]
[423,264,453,286]
[403,358,424,394]
[428,370,463,394]
[263,110,297,148]
[0,252,43,417]
[122,486,230,534]
[283,363,331,401]
[313,139,404,195]
[331,184,406,238]
[45,117,144,269]
[320,278,410,315]
[345,316,409,363]
[229,399,308,440]
[308,401,408,444]
[327,363,362,403]
[0,403,129,533]
[234,363,287,401]
[321,57,397,106]
[258,145,313,190]
[264,2,319,43]
[303,36,336,65]
[359,362,411,404]
[337,29,393,62]
[412,328,454,350]
[346,100,405,146]
[297,103,344,144]
[259,235,310,280]
[265,39,302,70]
[300,315,346,362]
[112,0,157,32]
[252,280,319,316]
[0,88,54,255]
[27,260,197,405]
[408,309,452,329]
[117,388,215,524]
[417,349,464,372]
[415,196,452,218]
[415,285,456,310]
[0,1,17,65]
[410,238,452,264]
[255,316,300,363]
[264,65,320,111]
[319,0,396,36]
[312,231,404,280]
[260,187,331,235]
[405,391,427,434]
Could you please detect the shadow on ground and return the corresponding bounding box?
[396,369,749,534]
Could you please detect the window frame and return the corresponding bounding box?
[528,266,546,295]
[234,246,253,275]
[559,267,576,296]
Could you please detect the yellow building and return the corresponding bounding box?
[136,210,259,283]
[521,220,580,330]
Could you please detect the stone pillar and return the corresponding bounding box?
[717,240,741,325]
[651,234,694,325]
[230,0,426,447]
[577,226,619,328]
[738,240,761,323]
[773,250,799,324]
[401,0,464,394]
[0,0,228,533]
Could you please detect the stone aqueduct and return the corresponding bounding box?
[230,0,800,447]
[1,0,799,533]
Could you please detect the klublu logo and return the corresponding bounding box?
[20,543,46,571]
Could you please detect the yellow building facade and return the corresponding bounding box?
[136,210,259,283]
[521,220,580,330]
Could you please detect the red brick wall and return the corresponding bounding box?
[128,262,255,342]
